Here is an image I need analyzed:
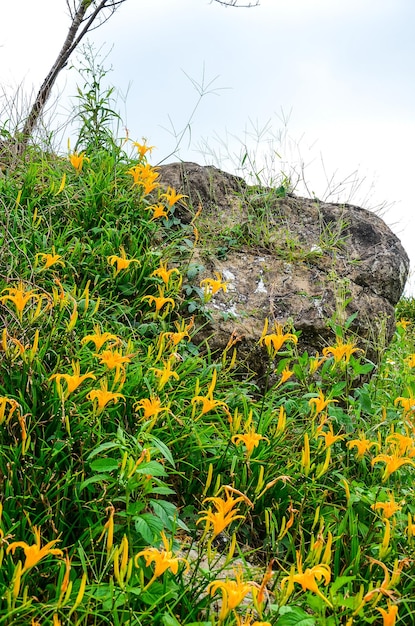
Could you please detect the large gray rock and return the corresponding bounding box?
[158,162,409,366]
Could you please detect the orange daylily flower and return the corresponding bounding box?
[36,247,65,270]
[81,326,121,351]
[347,432,380,460]
[200,271,228,298]
[371,453,415,481]
[281,551,332,607]
[159,186,187,207]
[69,151,89,172]
[309,389,337,415]
[49,360,95,398]
[95,348,133,383]
[107,246,140,276]
[135,532,189,589]
[151,260,181,286]
[132,140,154,159]
[0,281,42,322]
[87,379,125,414]
[394,395,415,414]
[197,485,253,538]
[259,318,298,356]
[142,287,175,315]
[232,429,269,457]
[7,526,63,573]
[134,396,169,420]
[322,338,363,364]
[377,602,399,626]
[371,492,402,520]
[192,369,230,418]
[146,203,170,220]
[207,569,253,621]
[150,358,180,389]
[316,422,346,449]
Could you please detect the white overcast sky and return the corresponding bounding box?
[1,0,415,294]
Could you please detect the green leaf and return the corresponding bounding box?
[150,499,178,528]
[90,458,119,473]
[134,513,164,543]
[161,616,181,626]
[87,441,120,460]
[145,434,175,467]
[150,485,176,496]
[79,473,111,492]
[329,574,355,594]
[276,606,315,626]
[134,461,167,477]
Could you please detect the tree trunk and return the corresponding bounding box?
[19,0,116,149]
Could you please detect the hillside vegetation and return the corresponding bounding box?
[0,90,414,626]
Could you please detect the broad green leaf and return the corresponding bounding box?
[134,461,167,477]
[90,458,119,473]
[276,606,315,626]
[134,513,164,543]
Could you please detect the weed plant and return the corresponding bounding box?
[0,82,414,626]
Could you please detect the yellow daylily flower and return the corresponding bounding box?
[0,396,20,425]
[397,318,411,330]
[192,369,230,418]
[276,366,294,386]
[87,379,125,415]
[232,429,269,457]
[142,287,175,315]
[405,353,415,368]
[150,358,180,389]
[146,203,170,220]
[394,395,415,414]
[107,246,140,276]
[135,532,189,589]
[95,348,133,383]
[316,422,346,449]
[386,431,415,456]
[68,151,89,172]
[49,360,95,398]
[347,432,380,460]
[371,492,402,520]
[159,186,187,207]
[7,526,63,573]
[281,551,332,607]
[134,396,169,420]
[161,318,194,348]
[207,569,253,621]
[151,260,181,286]
[127,163,160,194]
[132,140,154,159]
[197,485,252,538]
[81,326,121,351]
[322,338,363,364]
[309,352,326,374]
[36,247,65,270]
[309,389,337,416]
[371,453,415,481]
[259,318,298,357]
[377,602,399,626]
[0,281,42,321]
[200,271,228,298]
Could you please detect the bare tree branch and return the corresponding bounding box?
[19,0,128,149]
[211,0,260,6]
[18,0,259,149]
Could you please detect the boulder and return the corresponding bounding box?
[158,162,409,368]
